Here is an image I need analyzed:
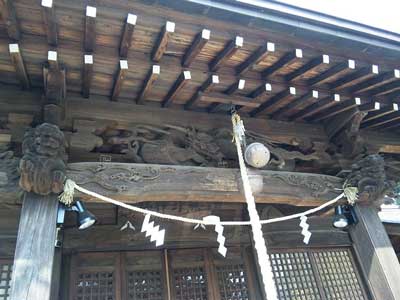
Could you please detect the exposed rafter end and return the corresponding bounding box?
[82,54,93,98]
[111,60,128,101]
[136,65,160,104]
[262,48,303,78]
[84,5,97,53]
[162,70,191,107]
[41,0,58,46]
[184,74,219,110]
[275,90,318,119]
[209,36,243,72]
[236,42,275,75]
[285,54,329,82]
[250,86,297,117]
[308,59,355,86]
[119,13,137,58]
[8,43,30,89]
[182,28,211,67]
[152,21,175,62]
[207,79,246,112]
[291,93,341,121]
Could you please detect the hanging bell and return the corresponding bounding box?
[244,142,270,168]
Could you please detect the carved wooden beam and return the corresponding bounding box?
[41,0,58,46]
[8,44,30,89]
[182,29,210,67]
[152,21,175,62]
[119,13,137,58]
[66,163,343,206]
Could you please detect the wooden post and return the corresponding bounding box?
[350,205,400,300]
[9,193,59,300]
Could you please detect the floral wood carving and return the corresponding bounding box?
[19,123,67,195]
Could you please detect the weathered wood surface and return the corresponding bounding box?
[67,162,343,206]
[9,193,59,300]
[349,205,400,300]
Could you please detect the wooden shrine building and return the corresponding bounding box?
[0,0,400,299]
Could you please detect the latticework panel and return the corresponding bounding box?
[127,270,163,300]
[270,252,322,300]
[216,263,249,300]
[173,267,208,300]
[0,262,12,300]
[75,271,114,300]
[313,250,367,300]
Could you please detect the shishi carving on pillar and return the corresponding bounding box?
[345,154,395,206]
[19,123,67,195]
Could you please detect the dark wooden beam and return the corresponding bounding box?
[236,42,275,75]
[66,162,343,206]
[182,29,210,67]
[248,82,273,100]
[362,102,399,123]
[250,87,297,117]
[119,13,137,58]
[290,94,341,121]
[275,90,318,119]
[209,36,243,72]
[349,205,400,300]
[0,0,20,40]
[41,0,58,46]
[329,64,379,90]
[358,101,381,112]
[308,59,355,86]
[203,92,260,109]
[9,193,59,300]
[8,43,30,89]
[207,79,246,113]
[151,21,175,62]
[136,65,160,104]
[184,74,219,110]
[84,6,97,53]
[285,54,329,82]
[309,97,361,122]
[82,54,93,98]
[262,49,303,78]
[349,69,400,94]
[162,70,191,107]
[47,50,58,70]
[367,80,400,96]
[361,110,400,129]
[111,60,128,101]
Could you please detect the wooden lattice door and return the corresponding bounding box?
[0,260,12,300]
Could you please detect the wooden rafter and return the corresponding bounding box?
[136,65,160,104]
[182,29,210,67]
[262,49,303,78]
[361,110,400,129]
[308,59,355,86]
[367,80,400,96]
[274,90,319,119]
[111,60,128,101]
[248,83,273,100]
[329,65,379,90]
[236,42,275,75]
[0,0,20,40]
[250,87,297,117]
[358,101,381,112]
[41,0,58,46]
[162,70,191,107]
[349,69,400,94]
[285,54,329,82]
[309,97,362,122]
[209,36,243,72]
[119,13,137,58]
[201,92,261,108]
[152,21,175,62]
[84,6,97,53]
[8,43,30,89]
[362,103,398,123]
[208,79,245,113]
[290,94,341,121]
[184,74,219,110]
[82,54,93,98]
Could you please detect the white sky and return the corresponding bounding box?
[244,0,400,34]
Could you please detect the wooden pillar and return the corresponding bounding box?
[9,193,59,300]
[350,205,400,300]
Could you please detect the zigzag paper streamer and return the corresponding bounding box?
[141,214,165,247]
[300,215,312,244]
[203,215,227,257]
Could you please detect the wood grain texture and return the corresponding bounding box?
[9,193,59,300]
[350,205,400,300]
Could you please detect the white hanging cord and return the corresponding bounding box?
[231,112,278,300]
[60,179,344,226]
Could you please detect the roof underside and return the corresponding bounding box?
[0,0,399,133]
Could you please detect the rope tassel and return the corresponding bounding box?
[58,179,77,206]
